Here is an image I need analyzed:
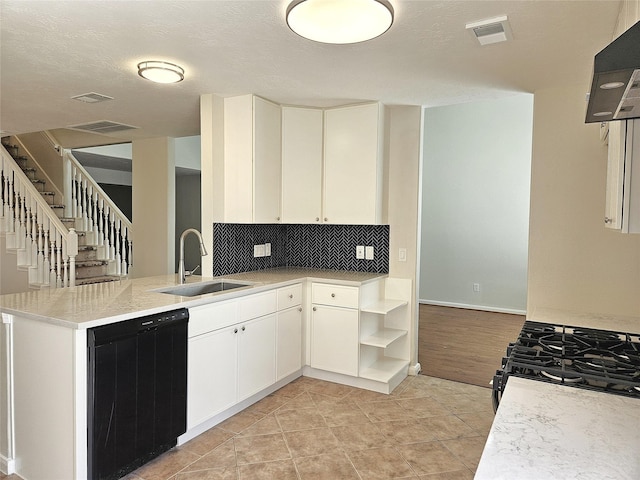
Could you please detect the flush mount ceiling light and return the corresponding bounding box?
[137,61,184,84]
[286,0,394,44]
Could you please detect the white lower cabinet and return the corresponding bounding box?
[186,285,304,431]
[188,325,238,429]
[276,306,303,380]
[186,291,277,430]
[311,304,359,376]
[237,314,276,401]
[308,279,412,394]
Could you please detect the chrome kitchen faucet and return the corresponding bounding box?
[178,228,208,284]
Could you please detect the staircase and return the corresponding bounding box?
[1,134,132,290]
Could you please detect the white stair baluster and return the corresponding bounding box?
[98,198,105,247]
[55,235,62,287]
[120,226,127,275]
[115,219,121,275]
[109,211,115,261]
[43,218,50,286]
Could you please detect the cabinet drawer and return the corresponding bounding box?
[238,290,277,321]
[312,283,359,308]
[277,284,303,310]
[188,300,238,338]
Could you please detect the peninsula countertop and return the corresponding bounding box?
[475,376,640,480]
[0,267,385,329]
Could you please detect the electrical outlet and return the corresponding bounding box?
[473,283,480,293]
[265,243,271,256]
[253,245,260,257]
[365,246,374,260]
[356,245,365,259]
[254,244,266,257]
[399,248,407,262]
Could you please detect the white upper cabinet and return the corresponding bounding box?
[207,95,385,225]
[323,103,384,224]
[281,106,323,223]
[218,94,282,223]
[605,119,640,233]
[253,97,282,223]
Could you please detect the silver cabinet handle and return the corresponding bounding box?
[298,307,303,312]
[313,307,317,311]
[242,325,246,331]
[316,217,320,222]
[604,217,613,224]
[289,294,294,299]
[331,293,336,298]
[277,217,280,221]
[234,328,238,334]
[324,217,328,222]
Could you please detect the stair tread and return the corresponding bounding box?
[75,276,122,286]
[76,260,108,267]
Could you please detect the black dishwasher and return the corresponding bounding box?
[87,308,189,480]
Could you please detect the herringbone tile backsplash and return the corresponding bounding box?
[213,223,389,276]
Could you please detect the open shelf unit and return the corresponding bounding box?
[358,278,411,387]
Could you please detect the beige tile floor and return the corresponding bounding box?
[0,375,494,480]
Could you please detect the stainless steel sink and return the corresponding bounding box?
[155,280,253,297]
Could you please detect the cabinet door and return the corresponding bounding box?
[311,305,359,376]
[238,314,277,401]
[253,96,282,223]
[281,106,323,223]
[324,103,383,224]
[277,306,303,380]
[605,120,626,230]
[187,327,238,429]
[223,94,254,222]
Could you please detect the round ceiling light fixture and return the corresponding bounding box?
[286,0,394,44]
[137,61,185,84]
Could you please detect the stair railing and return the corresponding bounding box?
[62,150,132,276]
[1,145,78,288]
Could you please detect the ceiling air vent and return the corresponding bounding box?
[71,92,114,104]
[466,16,512,46]
[68,120,138,134]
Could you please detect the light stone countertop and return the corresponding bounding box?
[0,267,385,329]
[528,307,640,333]
[475,376,640,480]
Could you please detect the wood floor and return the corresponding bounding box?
[418,304,525,388]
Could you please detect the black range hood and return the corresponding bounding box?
[585,20,640,123]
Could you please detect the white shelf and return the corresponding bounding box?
[360,299,407,315]
[360,328,407,348]
[359,358,410,383]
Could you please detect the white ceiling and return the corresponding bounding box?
[0,0,621,147]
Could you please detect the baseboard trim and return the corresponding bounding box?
[1,454,15,475]
[419,299,526,316]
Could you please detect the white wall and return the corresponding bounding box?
[385,105,423,370]
[79,143,132,159]
[0,236,28,295]
[175,136,201,170]
[528,84,640,321]
[82,167,132,186]
[131,137,176,277]
[420,94,533,313]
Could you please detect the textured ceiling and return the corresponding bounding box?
[0,0,621,147]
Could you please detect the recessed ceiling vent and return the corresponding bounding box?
[466,15,512,46]
[71,92,114,104]
[68,120,138,134]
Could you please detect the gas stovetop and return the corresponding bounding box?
[492,321,640,411]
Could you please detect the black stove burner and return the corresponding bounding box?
[492,321,640,412]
